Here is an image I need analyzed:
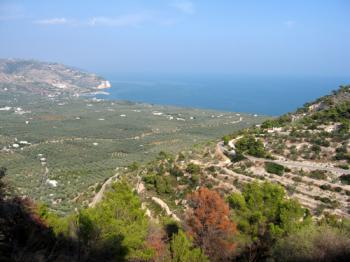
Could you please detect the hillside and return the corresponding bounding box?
[123,85,350,221]
[0,59,111,96]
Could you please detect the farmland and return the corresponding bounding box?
[0,92,267,214]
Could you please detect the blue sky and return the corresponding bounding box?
[0,0,349,76]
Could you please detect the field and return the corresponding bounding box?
[0,92,267,214]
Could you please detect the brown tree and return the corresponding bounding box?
[146,224,169,262]
[186,187,236,261]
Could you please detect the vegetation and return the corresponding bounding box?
[0,92,266,213]
[228,182,309,260]
[261,115,291,129]
[77,181,152,260]
[2,162,350,262]
[340,174,350,185]
[308,170,328,180]
[185,163,201,174]
[273,225,350,262]
[186,187,237,261]
[235,135,266,157]
[264,162,285,176]
[3,82,350,261]
[170,231,209,262]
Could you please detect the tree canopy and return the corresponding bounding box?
[186,187,237,261]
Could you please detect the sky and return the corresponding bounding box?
[0,0,349,76]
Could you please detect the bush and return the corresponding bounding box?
[273,225,350,262]
[265,162,285,176]
[309,170,328,180]
[170,231,209,262]
[143,175,173,194]
[230,152,246,163]
[177,152,185,162]
[336,164,349,170]
[190,174,200,186]
[333,187,342,193]
[223,135,230,145]
[128,161,140,171]
[340,174,350,185]
[320,184,331,191]
[261,116,290,129]
[235,135,266,158]
[186,163,201,174]
[170,166,184,177]
[285,167,292,172]
[292,176,302,182]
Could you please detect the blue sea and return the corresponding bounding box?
[97,74,350,116]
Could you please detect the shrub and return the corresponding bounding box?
[177,152,186,162]
[340,174,350,185]
[334,187,342,193]
[320,184,331,191]
[206,166,216,173]
[186,163,201,174]
[223,135,230,145]
[285,167,292,172]
[128,161,140,171]
[336,164,349,170]
[309,170,327,180]
[235,135,266,158]
[190,174,200,186]
[292,176,302,182]
[170,166,184,177]
[265,162,285,176]
[143,175,173,194]
[273,225,350,262]
[230,152,246,163]
[170,231,209,262]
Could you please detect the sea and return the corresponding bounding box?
[96,74,350,116]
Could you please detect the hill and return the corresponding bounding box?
[128,84,350,220]
[0,59,111,96]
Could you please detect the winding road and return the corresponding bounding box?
[219,138,350,176]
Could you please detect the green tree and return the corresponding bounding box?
[77,181,152,261]
[223,135,230,145]
[170,231,209,262]
[235,135,266,158]
[228,182,309,260]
